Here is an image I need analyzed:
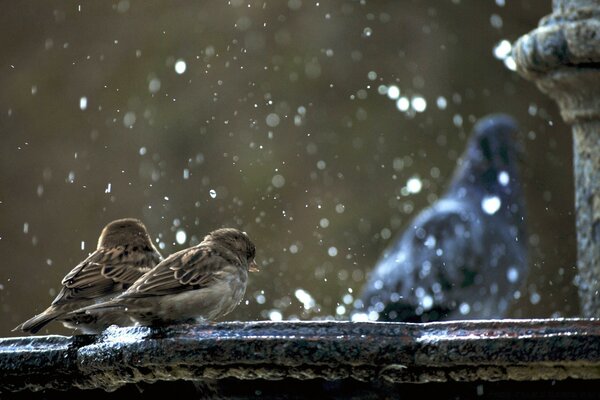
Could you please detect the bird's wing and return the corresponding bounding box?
[123,245,235,297]
[366,198,485,304]
[52,246,156,304]
[403,199,486,293]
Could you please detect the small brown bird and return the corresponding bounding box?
[14,218,163,334]
[70,228,258,327]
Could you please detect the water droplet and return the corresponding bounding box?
[148,78,161,93]
[123,111,136,128]
[481,195,501,215]
[406,177,422,194]
[387,85,400,100]
[269,310,283,321]
[266,113,280,127]
[175,230,187,245]
[411,96,427,112]
[436,96,447,110]
[493,39,512,59]
[396,97,410,111]
[459,302,471,315]
[422,295,433,310]
[271,174,285,188]
[507,267,519,283]
[498,171,510,186]
[174,59,187,74]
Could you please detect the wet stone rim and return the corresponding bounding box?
[513,7,600,77]
[1,319,600,392]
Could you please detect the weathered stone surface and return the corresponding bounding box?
[2,319,600,394]
[513,0,600,317]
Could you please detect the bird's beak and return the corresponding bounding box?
[249,260,260,272]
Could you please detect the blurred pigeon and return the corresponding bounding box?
[14,218,163,334]
[357,114,528,322]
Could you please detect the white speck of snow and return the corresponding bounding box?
[335,203,345,213]
[336,305,346,315]
[174,59,187,74]
[530,292,541,304]
[498,171,510,186]
[183,169,190,179]
[79,97,88,110]
[176,230,187,245]
[406,177,422,194]
[23,223,29,234]
[81,241,85,250]
[209,189,217,198]
[481,195,502,215]
[105,183,112,193]
[387,85,400,100]
[319,218,329,228]
[328,246,338,257]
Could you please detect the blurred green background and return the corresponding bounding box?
[0,0,577,337]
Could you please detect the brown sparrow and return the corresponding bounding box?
[14,218,163,334]
[70,228,259,327]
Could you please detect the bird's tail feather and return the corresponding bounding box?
[13,309,60,334]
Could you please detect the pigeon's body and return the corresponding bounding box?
[359,114,528,322]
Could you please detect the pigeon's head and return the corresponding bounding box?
[456,114,522,196]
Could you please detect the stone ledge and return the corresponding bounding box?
[1,319,600,394]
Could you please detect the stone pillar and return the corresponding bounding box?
[513,0,600,316]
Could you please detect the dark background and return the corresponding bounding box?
[0,0,577,337]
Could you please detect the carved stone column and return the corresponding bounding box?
[513,0,600,317]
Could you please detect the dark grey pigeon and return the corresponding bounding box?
[357,114,528,322]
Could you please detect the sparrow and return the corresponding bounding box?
[14,218,163,334]
[69,228,259,327]
[357,114,528,322]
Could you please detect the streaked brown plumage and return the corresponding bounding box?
[69,228,258,327]
[14,218,163,334]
